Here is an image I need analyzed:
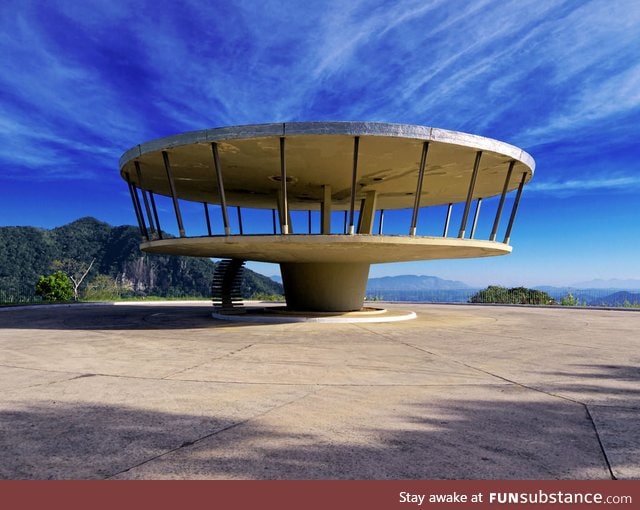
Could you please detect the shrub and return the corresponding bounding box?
[250,292,285,301]
[560,293,582,306]
[35,271,73,302]
[83,274,121,301]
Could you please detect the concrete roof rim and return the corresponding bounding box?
[118,123,285,170]
[118,121,535,175]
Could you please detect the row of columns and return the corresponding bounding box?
[126,138,527,244]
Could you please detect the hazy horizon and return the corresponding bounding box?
[266,268,640,290]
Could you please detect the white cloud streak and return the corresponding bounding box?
[0,0,638,188]
[0,8,152,179]
[527,175,640,196]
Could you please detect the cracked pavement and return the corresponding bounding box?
[0,302,638,479]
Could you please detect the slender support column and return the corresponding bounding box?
[276,196,282,233]
[134,161,156,238]
[132,186,148,240]
[470,198,483,239]
[490,160,515,241]
[458,151,483,238]
[204,203,212,236]
[272,209,277,234]
[358,191,377,234]
[236,206,243,235]
[503,172,527,245]
[133,186,149,240]
[410,142,430,236]
[277,191,293,234]
[126,176,147,240]
[348,137,360,235]
[162,151,186,237]
[356,199,365,233]
[443,203,452,237]
[308,210,312,234]
[321,185,332,234]
[210,143,231,236]
[378,209,384,235]
[149,192,163,239]
[343,211,348,234]
[140,189,156,237]
[279,137,289,234]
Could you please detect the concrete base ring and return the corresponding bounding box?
[211,306,417,323]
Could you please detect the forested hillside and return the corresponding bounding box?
[0,217,282,299]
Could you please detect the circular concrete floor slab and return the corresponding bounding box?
[0,302,638,480]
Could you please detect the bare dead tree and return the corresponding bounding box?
[52,258,95,301]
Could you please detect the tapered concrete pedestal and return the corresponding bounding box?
[280,263,370,312]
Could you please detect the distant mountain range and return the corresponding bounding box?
[365,275,473,302]
[569,278,640,290]
[269,273,471,290]
[587,291,640,306]
[269,274,640,295]
[364,275,473,302]
[269,273,475,303]
[367,274,471,291]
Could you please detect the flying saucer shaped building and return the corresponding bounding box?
[119,122,534,312]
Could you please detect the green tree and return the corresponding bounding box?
[560,293,582,306]
[35,271,73,302]
[469,285,554,305]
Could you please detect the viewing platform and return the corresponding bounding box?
[120,122,534,312]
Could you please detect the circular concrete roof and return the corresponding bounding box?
[120,122,534,211]
[140,234,512,263]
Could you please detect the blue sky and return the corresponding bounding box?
[1,0,639,286]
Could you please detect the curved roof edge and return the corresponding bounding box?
[119,121,535,174]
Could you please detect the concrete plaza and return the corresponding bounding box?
[0,302,637,479]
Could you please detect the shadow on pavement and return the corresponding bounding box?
[545,364,640,385]
[1,390,623,480]
[539,364,640,400]
[0,305,264,330]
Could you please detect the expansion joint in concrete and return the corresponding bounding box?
[160,343,255,379]
[105,386,324,479]
[583,405,617,480]
[353,326,618,480]
[0,363,85,378]
[421,351,618,480]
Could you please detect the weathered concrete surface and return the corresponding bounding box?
[0,302,637,479]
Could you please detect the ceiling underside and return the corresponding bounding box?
[121,129,534,211]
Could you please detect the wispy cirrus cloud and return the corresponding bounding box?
[0,0,638,194]
[0,4,152,179]
[527,175,640,196]
[521,63,640,143]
